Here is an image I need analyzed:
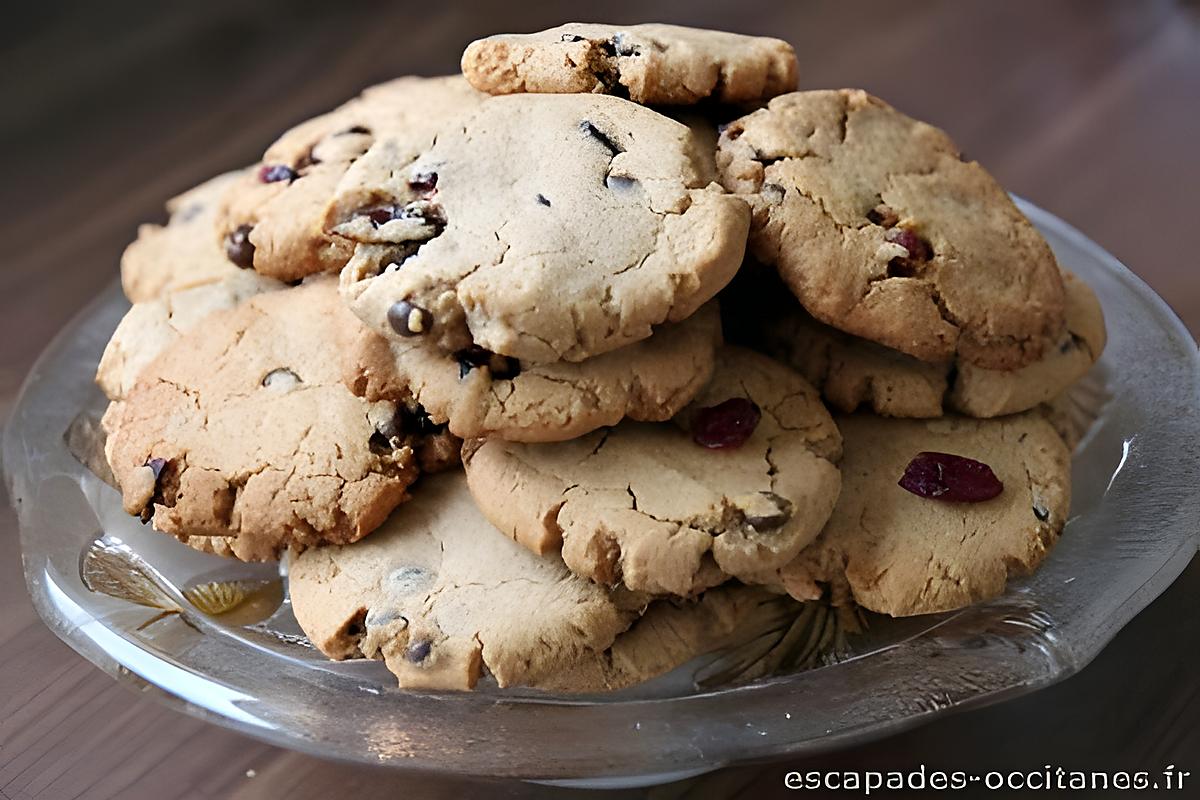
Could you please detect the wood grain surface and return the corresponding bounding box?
[2,1,1198,797]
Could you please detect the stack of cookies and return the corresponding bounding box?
[95,23,1105,691]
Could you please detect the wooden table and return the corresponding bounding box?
[2,1,1197,797]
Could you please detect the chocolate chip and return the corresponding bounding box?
[1033,504,1050,521]
[867,203,899,228]
[405,639,432,663]
[364,201,445,229]
[387,300,432,336]
[561,33,585,42]
[454,345,521,380]
[408,170,438,195]
[261,368,300,389]
[339,125,371,135]
[579,120,621,157]
[597,38,617,56]
[224,224,255,268]
[396,403,446,436]
[745,492,793,531]
[535,193,551,207]
[258,164,297,183]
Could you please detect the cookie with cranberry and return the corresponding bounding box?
[776,412,1070,617]
[739,271,1105,418]
[346,301,722,442]
[332,92,749,363]
[462,347,842,597]
[98,270,282,400]
[717,89,1066,370]
[121,170,249,303]
[102,277,457,562]
[461,23,797,106]
[216,76,483,281]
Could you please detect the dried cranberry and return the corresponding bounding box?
[366,205,400,226]
[885,227,932,261]
[898,452,1003,502]
[258,164,297,183]
[692,398,761,450]
[224,224,255,268]
[408,171,438,195]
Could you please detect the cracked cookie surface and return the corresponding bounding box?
[463,346,842,597]
[731,269,1106,418]
[98,270,282,400]
[216,76,483,281]
[335,93,749,363]
[717,89,1065,370]
[345,301,722,442]
[461,23,797,106]
[102,277,453,561]
[776,412,1070,616]
[288,472,643,690]
[121,170,249,303]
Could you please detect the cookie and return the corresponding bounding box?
[461,23,797,106]
[216,76,483,281]
[346,302,722,442]
[97,270,282,400]
[777,412,1071,617]
[121,170,248,303]
[462,346,842,597]
[288,472,642,690]
[537,583,799,693]
[289,472,796,691]
[717,89,1066,370]
[334,92,749,363]
[741,271,1105,418]
[102,277,455,561]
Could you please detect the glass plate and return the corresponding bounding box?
[4,199,1198,788]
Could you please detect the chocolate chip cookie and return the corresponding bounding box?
[777,412,1071,616]
[461,23,797,105]
[738,270,1106,418]
[345,301,722,442]
[288,472,643,690]
[717,89,1066,370]
[289,471,795,691]
[121,170,248,303]
[97,270,282,400]
[334,92,749,363]
[462,347,842,597]
[102,277,455,561]
[216,76,483,281]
